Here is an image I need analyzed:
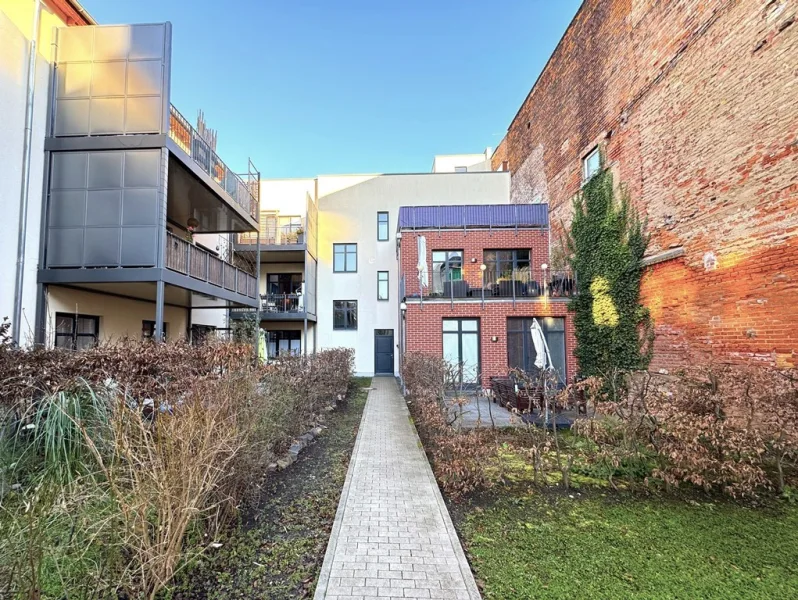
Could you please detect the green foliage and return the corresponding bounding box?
[462,493,798,600]
[567,168,653,377]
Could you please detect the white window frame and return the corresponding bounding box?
[582,146,601,182]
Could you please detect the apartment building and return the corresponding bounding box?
[1,4,261,346]
[398,204,577,388]
[492,0,798,370]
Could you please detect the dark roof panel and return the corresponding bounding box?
[397,204,549,230]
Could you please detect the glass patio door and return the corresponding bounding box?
[442,319,480,388]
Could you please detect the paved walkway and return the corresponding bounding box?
[314,378,481,600]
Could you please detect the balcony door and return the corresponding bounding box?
[267,273,302,295]
[442,319,480,389]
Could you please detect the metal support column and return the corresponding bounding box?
[254,237,261,361]
[155,279,165,342]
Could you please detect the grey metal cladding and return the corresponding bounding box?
[54,24,168,137]
[47,149,162,268]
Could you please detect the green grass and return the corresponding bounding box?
[461,492,798,599]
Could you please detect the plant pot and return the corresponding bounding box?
[296,233,305,244]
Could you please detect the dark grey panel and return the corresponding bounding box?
[49,191,87,227]
[127,60,162,95]
[84,227,121,266]
[121,227,157,266]
[47,228,84,267]
[130,25,166,60]
[89,98,125,135]
[124,150,160,187]
[51,153,88,189]
[86,190,122,226]
[122,189,158,226]
[54,99,90,136]
[88,152,123,188]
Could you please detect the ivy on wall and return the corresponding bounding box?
[567,168,653,377]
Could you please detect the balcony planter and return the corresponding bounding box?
[296,233,305,244]
[497,279,525,297]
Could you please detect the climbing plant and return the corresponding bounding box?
[567,167,653,379]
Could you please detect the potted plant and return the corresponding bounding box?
[295,227,305,244]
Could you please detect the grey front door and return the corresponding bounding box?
[374,329,394,375]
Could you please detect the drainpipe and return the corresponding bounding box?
[12,0,42,347]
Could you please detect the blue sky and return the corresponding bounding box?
[83,0,582,178]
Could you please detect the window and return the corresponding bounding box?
[333,300,358,330]
[454,166,467,173]
[279,215,302,240]
[431,250,463,294]
[377,212,389,242]
[142,320,168,340]
[443,319,480,387]
[55,313,99,350]
[377,271,389,301]
[191,324,216,344]
[267,330,301,357]
[507,317,566,382]
[483,249,531,282]
[333,243,357,272]
[267,273,303,295]
[582,146,601,182]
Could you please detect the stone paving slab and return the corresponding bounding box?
[315,378,481,600]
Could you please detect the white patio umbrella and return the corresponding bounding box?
[530,318,554,371]
[417,235,429,289]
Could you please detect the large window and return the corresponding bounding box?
[507,317,566,383]
[267,273,302,295]
[378,271,389,301]
[377,212,389,242]
[431,250,463,294]
[443,319,480,388]
[55,313,99,350]
[333,300,358,330]
[333,243,357,273]
[142,320,168,340]
[582,146,601,182]
[268,330,301,357]
[483,249,531,281]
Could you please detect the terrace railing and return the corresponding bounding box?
[165,231,257,298]
[260,293,304,314]
[168,105,259,221]
[238,221,306,247]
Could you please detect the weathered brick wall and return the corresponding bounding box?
[399,229,550,297]
[494,0,798,369]
[404,300,577,388]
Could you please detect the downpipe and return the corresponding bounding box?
[12,0,42,346]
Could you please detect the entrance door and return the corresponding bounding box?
[374,329,394,375]
[442,318,480,388]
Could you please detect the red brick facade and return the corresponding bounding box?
[399,228,577,387]
[493,0,798,370]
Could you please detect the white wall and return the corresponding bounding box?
[431,149,493,173]
[315,171,510,376]
[0,1,66,339]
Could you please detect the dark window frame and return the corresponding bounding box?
[55,312,99,350]
[442,317,481,388]
[506,317,567,382]
[483,249,531,279]
[377,270,389,301]
[431,249,464,293]
[333,300,358,330]
[142,320,168,340]
[333,243,358,273]
[377,212,389,242]
[267,330,302,356]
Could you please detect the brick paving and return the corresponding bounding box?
[314,377,481,600]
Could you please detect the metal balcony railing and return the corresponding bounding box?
[165,231,257,298]
[260,293,304,314]
[168,105,259,221]
[404,268,577,302]
[238,222,306,247]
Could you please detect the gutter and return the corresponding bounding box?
[65,0,97,24]
[12,0,42,346]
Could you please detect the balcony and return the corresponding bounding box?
[230,292,317,322]
[237,222,306,248]
[403,268,577,302]
[168,105,260,224]
[165,232,257,299]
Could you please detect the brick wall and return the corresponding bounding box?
[399,229,550,297]
[494,0,798,369]
[404,300,577,388]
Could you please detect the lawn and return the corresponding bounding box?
[459,490,798,600]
